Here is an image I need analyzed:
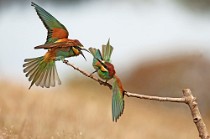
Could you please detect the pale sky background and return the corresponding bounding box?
[0,0,210,85]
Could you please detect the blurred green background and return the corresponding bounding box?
[0,0,210,138]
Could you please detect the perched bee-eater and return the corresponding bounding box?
[89,40,125,122]
[23,2,88,89]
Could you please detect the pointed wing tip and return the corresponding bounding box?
[34,44,50,49]
[112,111,124,122]
[34,46,40,49]
[88,47,93,51]
[112,113,123,122]
[24,59,29,62]
[28,84,32,90]
[112,77,125,122]
[112,117,118,122]
[112,106,124,122]
[107,38,111,46]
[88,47,96,55]
[31,2,36,7]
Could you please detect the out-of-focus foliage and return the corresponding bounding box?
[125,54,210,116]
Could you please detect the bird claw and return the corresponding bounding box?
[63,59,69,63]
[98,80,104,85]
[90,70,97,75]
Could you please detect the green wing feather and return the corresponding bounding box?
[31,2,69,44]
[89,47,103,60]
[112,75,124,122]
[23,56,61,89]
[89,47,103,70]
[102,39,113,62]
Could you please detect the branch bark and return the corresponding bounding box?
[183,89,210,139]
[63,60,209,139]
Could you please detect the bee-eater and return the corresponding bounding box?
[23,2,88,89]
[89,40,125,122]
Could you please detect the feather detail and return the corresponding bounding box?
[112,75,125,122]
[89,47,103,70]
[23,56,61,89]
[102,39,113,62]
[89,47,103,60]
[31,2,69,44]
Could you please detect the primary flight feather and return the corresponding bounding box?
[23,2,88,89]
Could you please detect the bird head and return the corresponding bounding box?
[72,46,89,61]
[96,58,116,77]
[69,39,89,60]
[74,39,83,47]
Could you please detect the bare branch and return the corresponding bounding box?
[125,92,186,103]
[64,60,186,103]
[63,60,210,139]
[183,89,210,139]
[63,60,112,89]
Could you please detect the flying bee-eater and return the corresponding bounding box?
[89,39,125,122]
[23,2,88,89]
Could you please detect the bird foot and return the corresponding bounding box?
[98,79,104,85]
[63,59,69,63]
[90,70,97,76]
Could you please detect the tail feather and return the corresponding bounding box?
[28,63,43,82]
[39,67,48,88]
[23,57,40,73]
[28,59,48,89]
[35,63,50,87]
[23,56,61,89]
[50,66,56,87]
[102,39,113,62]
[112,75,125,122]
[24,62,40,77]
[53,65,61,85]
[45,65,53,87]
[43,64,55,88]
[24,57,39,63]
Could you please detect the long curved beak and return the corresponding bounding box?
[81,48,90,53]
[80,51,87,61]
[80,48,90,61]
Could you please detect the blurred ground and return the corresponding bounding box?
[0,54,210,139]
[0,81,202,139]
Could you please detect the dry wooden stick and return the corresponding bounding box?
[63,60,112,89]
[63,60,209,139]
[183,89,210,139]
